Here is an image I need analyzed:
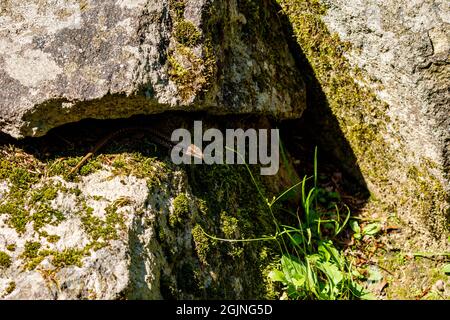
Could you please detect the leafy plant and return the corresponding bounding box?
[443,264,450,275]
[266,148,370,300]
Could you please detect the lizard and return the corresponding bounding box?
[68,126,204,176]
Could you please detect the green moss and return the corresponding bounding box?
[167,0,216,103]
[169,0,186,19]
[170,193,190,228]
[47,157,80,177]
[174,20,201,47]
[79,201,126,243]
[31,203,65,233]
[24,256,45,271]
[22,241,41,259]
[31,184,58,203]
[46,235,61,243]
[168,44,215,102]
[0,200,28,234]
[220,211,240,238]
[21,240,86,270]
[110,153,166,187]
[0,251,11,268]
[220,212,244,258]
[51,248,84,268]
[6,244,16,252]
[5,281,15,295]
[79,158,103,176]
[192,224,214,265]
[182,163,281,298]
[0,153,68,235]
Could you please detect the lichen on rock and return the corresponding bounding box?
[276,0,449,248]
[0,0,306,138]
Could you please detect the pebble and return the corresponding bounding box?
[435,280,445,292]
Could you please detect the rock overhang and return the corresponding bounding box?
[0,0,307,138]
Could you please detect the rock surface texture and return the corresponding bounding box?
[278,0,449,246]
[0,139,293,299]
[322,0,449,182]
[0,0,305,138]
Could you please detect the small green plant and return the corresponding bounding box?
[199,146,371,300]
[349,220,382,240]
[266,148,370,299]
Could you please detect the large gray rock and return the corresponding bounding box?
[0,171,165,299]
[0,128,294,299]
[321,0,450,180]
[0,0,306,138]
[277,0,449,246]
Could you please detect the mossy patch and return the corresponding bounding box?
[0,150,67,235]
[169,0,186,19]
[22,241,41,260]
[168,1,217,103]
[174,20,201,47]
[5,281,16,295]
[170,193,190,228]
[79,202,126,243]
[191,224,214,265]
[51,248,84,268]
[0,251,12,268]
[185,164,280,298]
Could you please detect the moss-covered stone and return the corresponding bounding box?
[167,0,217,104]
[79,202,125,243]
[0,114,297,299]
[277,0,449,243]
